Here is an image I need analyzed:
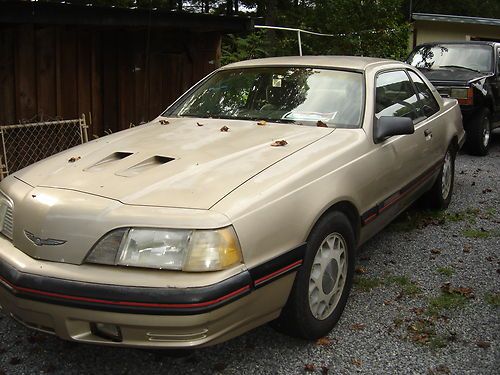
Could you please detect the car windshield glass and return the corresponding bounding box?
[168,67,364,128]
[408,44,493,73]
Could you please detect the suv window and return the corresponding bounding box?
[375,70,419,120]
[408,70,440,117]
[497,48,500,75]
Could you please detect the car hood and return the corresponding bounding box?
[15,118,333,209]
[418,68,492,86]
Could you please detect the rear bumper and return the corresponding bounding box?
[0,238,305,348]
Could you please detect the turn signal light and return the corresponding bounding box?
[452,87,473,106]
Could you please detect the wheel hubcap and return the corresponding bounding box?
[441,150,452,200]
[308,233,348,320]
[482,125,490,148]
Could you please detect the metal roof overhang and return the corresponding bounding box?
[412,13,500,27]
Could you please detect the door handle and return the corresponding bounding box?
[424,129,432,137]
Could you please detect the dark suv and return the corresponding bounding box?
[408,41,500,155]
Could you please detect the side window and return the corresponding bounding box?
[497,48,500,75]
[408,70,440,117]
[375,70,420,121]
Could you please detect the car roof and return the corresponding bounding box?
[221,56,403,72]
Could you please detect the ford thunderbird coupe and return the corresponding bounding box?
[0,56,464,348]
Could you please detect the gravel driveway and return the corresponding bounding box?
[1,133,499,375]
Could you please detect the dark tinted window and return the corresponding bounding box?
[375,71,419,120]
[408,70,440,117]
[408,44,493,73]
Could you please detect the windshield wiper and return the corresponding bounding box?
[439,65,482,73]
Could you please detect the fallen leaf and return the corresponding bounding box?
[271,140,288,147]
[383,299,392,305]
[304,364,315,372]
[431,249,441,255]
[220,126,229,132]
[316,337,332,346]
[350,323,366,331]
[44,364,57,373]
[196,122,204,127]
[412,307,426,315]
[351,358,362,367]
[159,119,169,125]
[355,266,367,274]
[213,362,227,372]
[257,120,267,126]
[9,357,22,365]
[321,366,329,375]
[463,244,472,253]
[476,340,491,349]
[455,287,474,298]
[317,120,328,128]
[68,156,81,163]
[482,188,492,194]
[429,364,451,374]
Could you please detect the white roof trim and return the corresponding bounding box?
[412,13,500,27]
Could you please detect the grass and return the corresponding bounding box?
[386,275,422,296]
[389,208,479,232]
[484,292,500,307]
[353,276,382,292]
[428,293,468,316]
[462,229,490,238]
[354,274,421,296]
[437,267,454,277]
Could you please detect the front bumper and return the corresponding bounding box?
[0,237,305,348]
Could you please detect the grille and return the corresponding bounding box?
[2,205,14,240]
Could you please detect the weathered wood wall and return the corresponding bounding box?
[0,24,221,137]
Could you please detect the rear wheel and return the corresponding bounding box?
[425,145,455,210]
[466,108,491,156]
[273,211,355,339]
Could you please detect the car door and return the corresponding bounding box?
[361,69,433,239]
[407,69,444,163]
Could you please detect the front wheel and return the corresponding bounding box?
[273,211,355,339]
[424,145,456,210]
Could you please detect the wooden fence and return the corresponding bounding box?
[0,24,221,138]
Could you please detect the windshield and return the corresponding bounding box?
[168,67,364,128]
[408,44,493,73]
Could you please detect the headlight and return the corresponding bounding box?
[85,226,243,272]
[450,87,473,105]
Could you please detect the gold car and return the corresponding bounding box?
[0,57,464,348]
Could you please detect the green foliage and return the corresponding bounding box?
[222,0,411,64]
[221,31,270,65]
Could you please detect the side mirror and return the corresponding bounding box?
[374,116,414,143]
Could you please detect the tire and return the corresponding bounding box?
[425,145,456,210]
[273,211,355,340]
[466,108,491,156]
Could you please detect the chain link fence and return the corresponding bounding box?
[0,115,88,179]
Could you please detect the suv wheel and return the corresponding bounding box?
[466,108,491,156]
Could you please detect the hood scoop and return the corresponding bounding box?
[115,155,175,177]
[84,152,134,172]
